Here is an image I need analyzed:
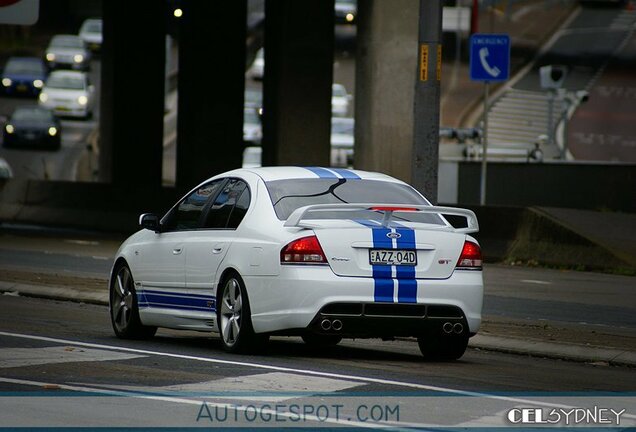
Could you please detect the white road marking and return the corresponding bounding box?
[0,331,634,420]
[0,377,385,429]
[0,346,144,368]
[520,279,551,285]
[76,372,362,402]
[64,239,100,246]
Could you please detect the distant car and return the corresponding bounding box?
[109,167,483,360]
[249,48,264,81]
[38,70,95,119]
[332,83,352,117]
[0,158,13,179]
[335,0,357,24]
[244,88,263,115]
[242,146,262,168]
[1,57,47,97]
[331,116,354,167]
[45,34,90,70]
[3,106,61,150]
[243,107,262,145]
[78,18,102,52]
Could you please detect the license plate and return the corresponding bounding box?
[369,249,417,266]
[56,106,70,111]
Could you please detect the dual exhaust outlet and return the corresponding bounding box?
[320,318,343,331]
[443,322,464,334]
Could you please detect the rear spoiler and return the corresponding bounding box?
[284,204,479,234]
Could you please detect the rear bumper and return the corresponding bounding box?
[307,303,470,338]
[245,266,483,336]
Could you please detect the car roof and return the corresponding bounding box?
[6,56,43,65]
[50,34,82,43]
[47,70,86,79]
[221,166,404,184]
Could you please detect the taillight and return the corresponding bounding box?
[281,235,328,264]
[456,240,482,269]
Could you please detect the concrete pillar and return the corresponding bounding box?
[354,0,420,182]
[99,0,166,188]
[261,0,335,167]
[412,1,443,203]
[176,1,247,191]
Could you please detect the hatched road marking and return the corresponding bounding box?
[0,346,144,368]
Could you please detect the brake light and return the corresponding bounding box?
[370,206,418,212]
[281,235,328,264]
[456,241,482,269]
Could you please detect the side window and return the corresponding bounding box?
[169,180,225,230]
[203,179,249,229]
[227,186,250,229]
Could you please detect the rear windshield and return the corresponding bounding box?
[13,108,53,122]
[5,59,44,75]
[51,36,83,48]
[46,74,84,90]
[265,178,444,225]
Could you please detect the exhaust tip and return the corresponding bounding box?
[442,322,453,334]
[332,319,343,331]
[320,319,332,331]
[453,323,464,334]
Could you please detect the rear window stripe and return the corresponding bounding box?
[330,168,361,179]
[304,167,338,179]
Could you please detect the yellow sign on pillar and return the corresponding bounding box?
[420,44,429,81]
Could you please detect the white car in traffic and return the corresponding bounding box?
[38,70,94,119]
[332,83,352,117]
[109,167,483,360]
[45,34,90,70]
[78,18,103,52]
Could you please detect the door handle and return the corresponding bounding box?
[212,247,223,254]
[172,248,182,255]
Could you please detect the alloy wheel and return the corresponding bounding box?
[220,278,243,347]
[112,266,134,332]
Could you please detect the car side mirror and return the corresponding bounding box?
[139,213,161,232]
[88,84,95,93]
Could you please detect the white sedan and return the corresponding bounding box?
[45,34,90,71]
[38,70,94,119]
[109,167,483,360]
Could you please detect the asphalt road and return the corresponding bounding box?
[2,235,635,331]
[0,295,634,428]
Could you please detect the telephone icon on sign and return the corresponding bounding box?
[479,47,501,78]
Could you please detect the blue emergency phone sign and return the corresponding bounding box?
[470,34,510,82]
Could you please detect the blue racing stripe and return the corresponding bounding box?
[395,228,417,303]
[304,167,338,178]
[355,219,418,303]
[137,291,216,312]
[330,168,360,179]
[356,219,393,302]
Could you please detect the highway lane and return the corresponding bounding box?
[0,295,634,428]
[0,236,635,333]
[0,59,101,181]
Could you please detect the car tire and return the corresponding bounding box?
[301,334,342,347]
[109,262,157,339]
[217,272,268,354]
[417,333,469,361]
